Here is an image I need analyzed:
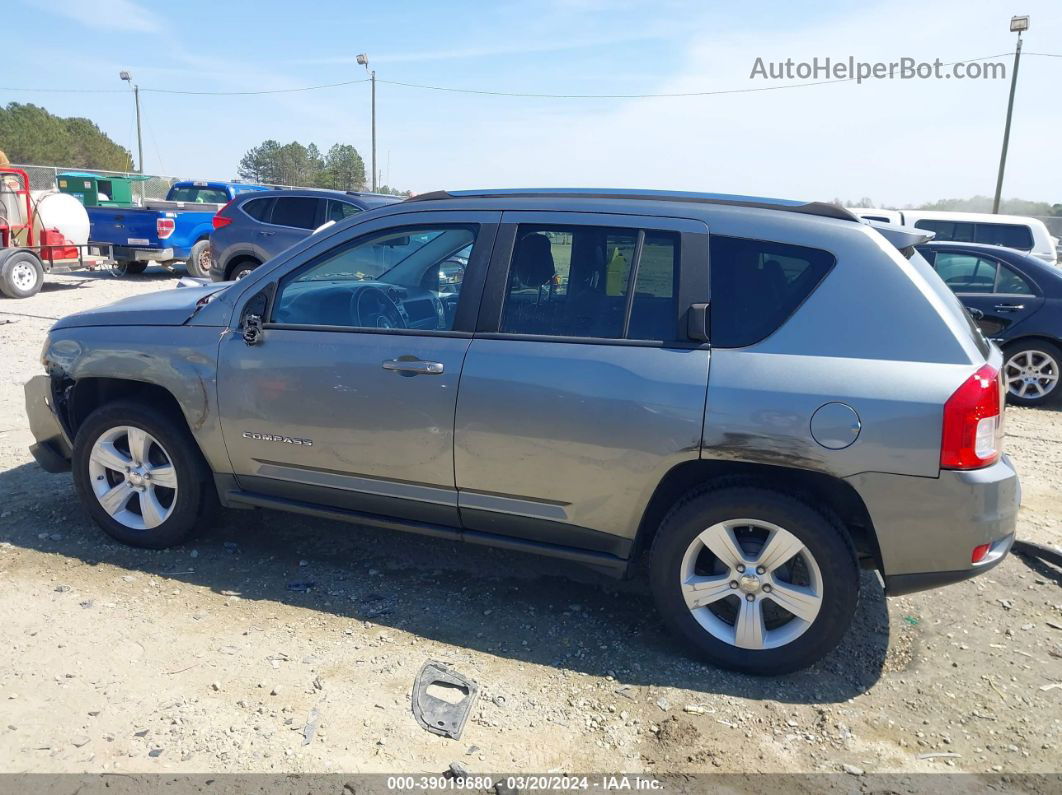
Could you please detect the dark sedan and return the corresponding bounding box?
[918,241,1062,406]
[208,188,400,281]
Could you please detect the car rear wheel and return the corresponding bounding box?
[72,402,217,548]
[1003,341,1061,406]
[0,250,45,298]
[186,240,212,278]
[228,260,260,281]
[649,486,859,675]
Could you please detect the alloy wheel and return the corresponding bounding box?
[88,426,178,530]
[1005,349,1059,400]
[679,519,823,650]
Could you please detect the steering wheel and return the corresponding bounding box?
[352,286,406,330]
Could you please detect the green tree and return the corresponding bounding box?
[315,143,366,190]
[0,102,132,170]
[237,139,282,183]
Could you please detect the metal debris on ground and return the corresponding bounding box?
[412,660,480,740]
[302,707,320,745]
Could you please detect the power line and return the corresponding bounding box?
[0,86,125,94]
[374,52,1038,98]
[1,51,1058,100]
[140,78,370,96]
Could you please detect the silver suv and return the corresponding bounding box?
[24,189,1020,675]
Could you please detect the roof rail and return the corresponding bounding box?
[405,188,857,221]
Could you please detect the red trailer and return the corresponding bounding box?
[0,167,115,298]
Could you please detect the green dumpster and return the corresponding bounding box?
[56,171,148,207]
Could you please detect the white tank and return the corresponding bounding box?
[30,190,90,246]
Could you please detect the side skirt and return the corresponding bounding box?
[224,489,630,577]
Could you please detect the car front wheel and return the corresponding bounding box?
[1003,340,1061,406]
[72,402,217,548]
[649,486,859,675]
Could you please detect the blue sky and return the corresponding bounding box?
[4,0,1060,206]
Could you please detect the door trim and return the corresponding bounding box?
[224,488,629,575]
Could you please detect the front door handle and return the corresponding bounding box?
[382,358,444,375]
[994,303,1025,312]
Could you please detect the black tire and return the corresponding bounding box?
[649,485,859,676]
[72,401,217,548]
[1002,339,1062,407]
[185,240,212,278]
[228,259,260,281]
[115,260,148,276]
[0,249,45,298]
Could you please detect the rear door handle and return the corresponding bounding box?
[382,359,444,375]
[994,303,1025,312]
[259,230,275,237]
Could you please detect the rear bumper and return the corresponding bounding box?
[846,455,1020,596]
[24,375,72,473]
[113,246,175,263]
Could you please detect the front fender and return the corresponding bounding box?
[45,325,229,473]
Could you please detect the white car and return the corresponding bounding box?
[848,208,1057,266]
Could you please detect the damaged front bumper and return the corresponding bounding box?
[24,375,72,473]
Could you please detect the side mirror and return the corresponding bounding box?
[687,303,710,343]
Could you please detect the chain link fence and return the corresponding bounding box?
[11,163,178,201]
[1031,216,1062,240]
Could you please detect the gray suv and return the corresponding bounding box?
[209,188,400,281]
[24,189,1019,675]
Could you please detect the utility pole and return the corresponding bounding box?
[357,54,377,192]
[992,16,1029,214]
[119,71,144,174]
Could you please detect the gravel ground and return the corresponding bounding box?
[0,269,1060,776]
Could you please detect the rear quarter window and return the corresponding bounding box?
[974,222,1034,250]
[709,236,835,347]
[242,197,273,221]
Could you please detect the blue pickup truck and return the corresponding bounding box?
[86,181,269,277]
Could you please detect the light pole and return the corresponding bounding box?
[119,70,144,176]
[992,15,1029,214]
[356,53,377,192]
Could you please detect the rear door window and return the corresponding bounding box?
[932,252,998,293]
[270,197,320,229]
[498,225,679,341]
[708,236,835,347]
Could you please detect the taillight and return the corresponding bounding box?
[156,218,175,240]
[941,364,1004,470]
[212,200,234,230]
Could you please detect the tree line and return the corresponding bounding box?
[838,195,1062,217]
[0,102,134,171]
[237,140,408,195]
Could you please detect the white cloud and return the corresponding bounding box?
[35,0,160,32]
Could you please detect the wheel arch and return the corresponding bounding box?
[633,459,883,572]
[999,334,1062,353]
[67,377,190,439]
[58,375,229,475]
